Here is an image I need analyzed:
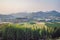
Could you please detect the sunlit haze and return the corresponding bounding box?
[0,0,60,14]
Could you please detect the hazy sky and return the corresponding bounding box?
[0,0,60,14]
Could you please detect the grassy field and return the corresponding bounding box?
[0,22,60,40]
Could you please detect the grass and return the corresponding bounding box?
[0,22,60,40]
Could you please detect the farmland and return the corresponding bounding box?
[0,22,60,40]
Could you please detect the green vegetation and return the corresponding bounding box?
[0,22,60,40]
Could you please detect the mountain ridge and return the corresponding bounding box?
[0,10,60,19]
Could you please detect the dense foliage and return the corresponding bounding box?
[0,22,60,40]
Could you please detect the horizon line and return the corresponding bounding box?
[0,10,60,15]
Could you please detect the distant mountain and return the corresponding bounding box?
[0,14,14,19]
[0,10,60,20]
[30,10,60,19]
[46,11,60,17]
[10,12,30,18]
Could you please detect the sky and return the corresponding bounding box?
[0,0,60,14]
